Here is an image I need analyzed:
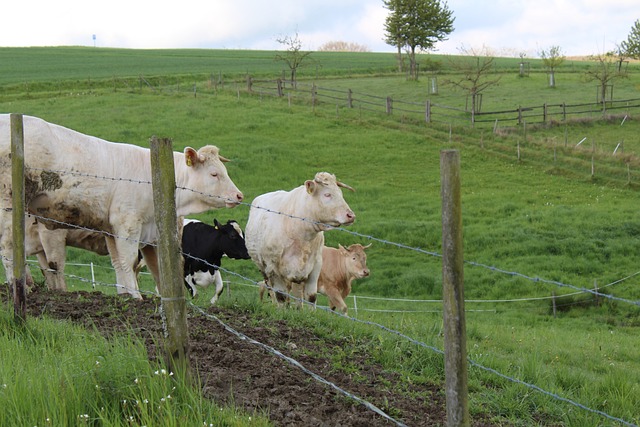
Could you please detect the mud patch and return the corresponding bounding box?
[40,170,63,191]
[0,287,502,426]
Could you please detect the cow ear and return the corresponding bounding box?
[184,147,197,167]
[184,147,204,168]
[305,180,316,195]
[214,218,220,229]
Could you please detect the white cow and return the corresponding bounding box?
[0,114,243,299]
[245,172,355,307]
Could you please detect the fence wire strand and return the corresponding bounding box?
[3,163,639,426]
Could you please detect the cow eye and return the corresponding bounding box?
[323,192,332,198]
[210,172,218,178]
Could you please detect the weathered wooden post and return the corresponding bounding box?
[150,136,190,380]
[425,99,431,123]
[386,96,393,115]
[347,89,353,109]
[440,149,470,427]
[11,114,27,323]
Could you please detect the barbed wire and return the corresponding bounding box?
[11,255,639,427]
[189,303,408,427]
[14,159,640,310]
[3,166,639,425]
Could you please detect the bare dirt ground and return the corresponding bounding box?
[2,287,502,426]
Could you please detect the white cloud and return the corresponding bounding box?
[0,0,636,56]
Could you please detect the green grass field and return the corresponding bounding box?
[1,47,640,426]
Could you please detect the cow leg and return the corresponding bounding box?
[105,236,142,299]
[140,245,161,291]
[268,276,289,307]
[35,252,57,290]
[323,287,348,315]
[184,275,198,298]
[289,280,306,309]
[38,228,68,291]
[0,213,14,286]
[210,270,224,305]
[302,263,321,308]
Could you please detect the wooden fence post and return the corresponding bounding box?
[440,149,470,427]
[426,99,431,123]
[386,96,393,115]
[277,79,283,97]
[311,84,317,110]
[11,113,27,323]
[150,136,190,380]
[347,89,353,108]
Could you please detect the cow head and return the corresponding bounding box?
[214,219,250,260]
[182,146,244,211]
[339,243,371,279]
[304,172,355,229]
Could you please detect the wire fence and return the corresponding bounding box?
[246,77,640,128]
[4,157,639,425]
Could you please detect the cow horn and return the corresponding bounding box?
[218,154,230,163]
[363,243,372,249]
[337,181,355,192]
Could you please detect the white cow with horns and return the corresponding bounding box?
[0,114,243,299]
[245,172,355,307]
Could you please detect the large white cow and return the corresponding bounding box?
[245,172,355,307]
[0,114,243,299]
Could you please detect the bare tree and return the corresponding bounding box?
[443,46,501,125]
[275,31,313,86]
[584,52,628,111]
[539,45,565,87]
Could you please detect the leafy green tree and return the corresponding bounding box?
[620,19,640,59]
[539,46,565,87]
[383,0,455,80]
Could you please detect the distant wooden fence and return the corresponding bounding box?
[247,77,640,128]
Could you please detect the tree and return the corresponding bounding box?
[383,0,455,80]
[620,19,640,59]
[443,46,501,125]
[539,46,565,87]
[584,52,628,112]
[318,41,370,52]
[275,31,313,86]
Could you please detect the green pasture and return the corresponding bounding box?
[1,47,640,426]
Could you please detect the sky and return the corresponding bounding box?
[2,0,638,57]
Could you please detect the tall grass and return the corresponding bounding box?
[0,302,268,426]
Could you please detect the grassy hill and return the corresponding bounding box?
[1,47,639,426]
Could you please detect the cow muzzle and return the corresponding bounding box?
[225,192,244,208]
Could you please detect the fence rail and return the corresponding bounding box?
[247,77,640,127]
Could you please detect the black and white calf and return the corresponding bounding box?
[182,218,250,304]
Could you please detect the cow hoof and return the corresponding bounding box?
[118,292,143,300]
